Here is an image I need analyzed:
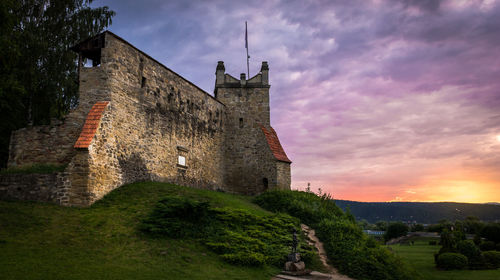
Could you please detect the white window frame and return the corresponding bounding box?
[178,155,186,166]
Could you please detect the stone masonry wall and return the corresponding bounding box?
[276,161,291,190]
[0,172,70,204]
[216,86,278,194]
[7,66,111,168]
[70,33,227,205]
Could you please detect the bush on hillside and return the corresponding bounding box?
[141,195,315,266]
[436,253,467,270]
[254,190,417,280]
[483,251,500,269]
[141,196,213,237]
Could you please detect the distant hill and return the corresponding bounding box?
[334,200,500,224]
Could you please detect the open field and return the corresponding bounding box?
[388,240,500,280]
[0,182,288,280]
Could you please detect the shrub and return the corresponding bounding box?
[457,240,481,261]
[438,245,457,255]
[141,195,308,267]
[429,241,437,245]
[365,237,378,248]
[479,241,496,251]
[457,240,483,269]
[436,253,467,270]
[483,251,500,269]
[140,196,213,237]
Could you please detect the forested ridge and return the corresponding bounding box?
[334,200,500,223]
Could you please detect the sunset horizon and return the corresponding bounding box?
[93,0,500,203]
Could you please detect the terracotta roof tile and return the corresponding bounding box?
[259,124,292,163]
[74,101,109,149]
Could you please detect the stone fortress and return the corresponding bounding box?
[1,31,291,207]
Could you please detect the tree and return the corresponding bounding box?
[410,223,424,232]
[0,0,114,167]
[375,220,388,231]
[440,229,457,251]
[384,222,408,242]
[481,223,500,243]
[463,216,484,234]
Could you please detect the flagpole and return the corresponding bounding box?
[245,21,250,78]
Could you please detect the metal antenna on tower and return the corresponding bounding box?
[245,21,250,78]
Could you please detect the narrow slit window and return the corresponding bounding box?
[239,118,243,128]
[141,76,146,88]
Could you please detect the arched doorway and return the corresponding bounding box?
[262,178,269,191]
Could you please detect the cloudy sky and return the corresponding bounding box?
[93,0,500,203]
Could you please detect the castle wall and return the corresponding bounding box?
[2,32,291,206]
[276,161,291,190]
[0,172,70,204]
[69,33,226,205]
[7,66,111,168]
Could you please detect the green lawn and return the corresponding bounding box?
[388,240,500,280]
[0,182,289,280]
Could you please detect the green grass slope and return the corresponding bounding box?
[0,182,313,280]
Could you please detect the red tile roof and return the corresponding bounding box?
[259,125,292,163]
[74,101,110,149]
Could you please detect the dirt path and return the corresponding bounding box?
[272,225,354,280]
[301,224,354,280]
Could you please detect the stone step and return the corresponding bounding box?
[272,271,334,280]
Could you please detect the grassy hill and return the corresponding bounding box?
[334,200,500,223]
[0,182,417,280]
[0,182,299,280]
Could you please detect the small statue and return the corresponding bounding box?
[283,228,309,275]
[292,229,298,253]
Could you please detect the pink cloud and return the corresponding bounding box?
[96,0,500,202]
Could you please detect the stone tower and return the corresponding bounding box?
[215,61,291,194]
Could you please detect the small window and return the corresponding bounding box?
[141,76,146,88]
[178,155,186,166]
[177,145,188,169]
[239,118,243,128]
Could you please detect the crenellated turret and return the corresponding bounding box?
[214,61,271,127]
